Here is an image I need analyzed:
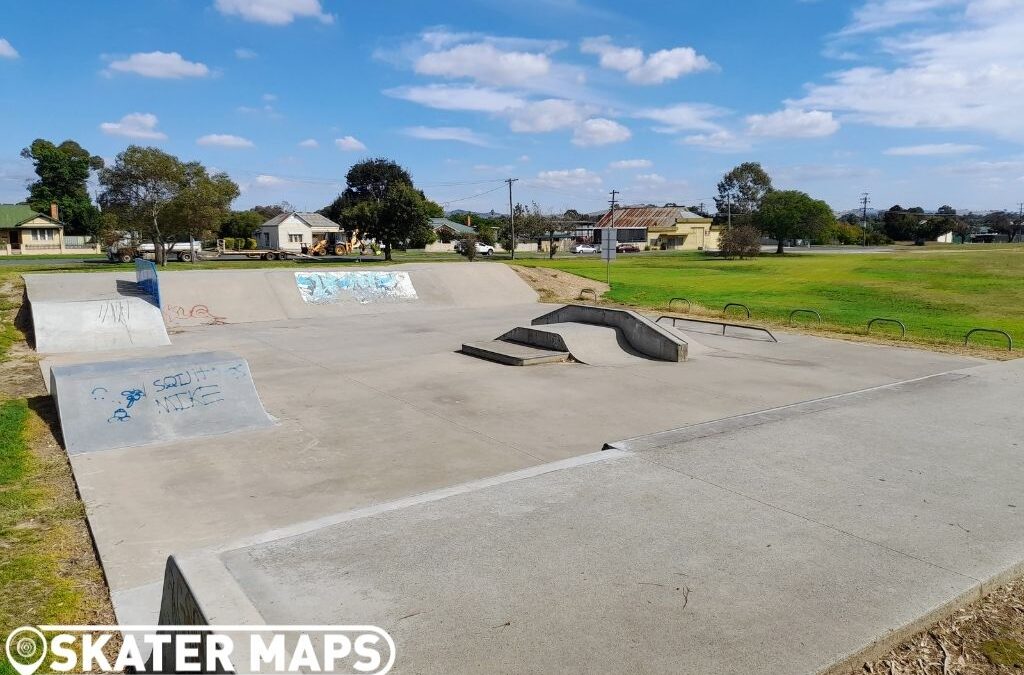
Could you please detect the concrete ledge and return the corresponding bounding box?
[499,326,571,353]
[531,304,687,361]
[461,340,570,366]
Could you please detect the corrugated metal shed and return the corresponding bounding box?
[595,206,705,229]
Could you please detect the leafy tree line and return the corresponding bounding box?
[20,139,104,236]
[319,158,443,261]
[96,146,239,265]
[18,137,291,257]
[879,205,1021,243]
[714,162,836,255]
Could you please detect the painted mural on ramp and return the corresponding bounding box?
[294,271,418,305]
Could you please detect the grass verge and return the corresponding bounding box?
[0,270,114,675]
[513,248,1024,353]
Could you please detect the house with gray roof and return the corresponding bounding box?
[258,212,342,252]
[430,217,474,242]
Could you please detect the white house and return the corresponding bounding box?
[258,212,342,252]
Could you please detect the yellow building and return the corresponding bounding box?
[0,203,66,255]
[595,206,720,251]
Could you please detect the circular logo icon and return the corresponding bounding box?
[5,626,47,675]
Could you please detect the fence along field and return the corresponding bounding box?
[514,248,1024,350]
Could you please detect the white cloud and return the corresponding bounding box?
[298,138,319,148]
[0,38,18,59]
[572,118,631,146]
[942,159,1024,174]
[384,84,525,113]
[635,103,726,133]
[837,0,963,36]
[681,130,751,152]
[99,113,168,140]
[508,99,586,132]
[235,47,258,59]
[773,164,880,183]
[418,29,566,54]
[610,159,652,169]
[403,126,491,147]
[581,36,714,84]
[214,0,333,25]
[533,168,602,188]
[884,143,984,156]
[473,163,516,173]
[799,1,1024,141]
[335,135,367,151]
[254,174,288,187]
[580,36,643,71]
[378,29,590,104]
[746,109,840,138]
[107,51,209,79]
[415,43,551,86]
[634,172,666,185]
[197,134,254,148]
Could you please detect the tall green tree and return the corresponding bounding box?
[986,211,1021,243]
[251,203,292,219]
[882,205,926,241]
[163,163,240,250]
[714,162,773,226]
[220,210,266,238]
[20,138,104,236]
[322,158,414,224]
[324,159,436,260]
[497,202,546,253]
[755,190,835,254]
[357,183,433,260]
[99,146,185,264]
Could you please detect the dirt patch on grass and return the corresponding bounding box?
[510,265,609,303]
[840,576,1024,674]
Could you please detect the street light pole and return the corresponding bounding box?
[506,178,518,260]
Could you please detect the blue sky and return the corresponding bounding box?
[1,0,1023,215]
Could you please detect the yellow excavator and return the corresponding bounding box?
[308,230,360,256]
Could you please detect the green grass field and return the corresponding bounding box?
[514,248,1024,350]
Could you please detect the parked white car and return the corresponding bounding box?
[572,244,599,254]
[454,240,494,256]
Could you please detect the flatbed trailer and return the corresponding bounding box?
[202,240,299,261]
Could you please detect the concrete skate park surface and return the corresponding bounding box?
[25,262,1023,673]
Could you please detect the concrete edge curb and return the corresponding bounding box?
[819,557,1024,674]
[604,370,972,453]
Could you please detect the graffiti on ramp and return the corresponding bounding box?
[295,271,418,305]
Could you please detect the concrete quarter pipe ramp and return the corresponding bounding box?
[24,273,171,354]
[50,351,274,454]
[160,263,538,327]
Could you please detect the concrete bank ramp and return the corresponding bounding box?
[533,304,688,362]
[464,305,691,366]
[51,351,273,454]
[160,263,538,327]
[24,273,170,354]
[501,323,649,366]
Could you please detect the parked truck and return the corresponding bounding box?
[108,241,200,263]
